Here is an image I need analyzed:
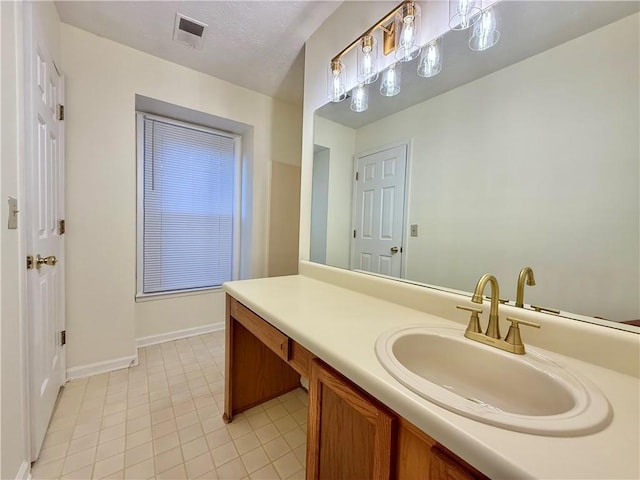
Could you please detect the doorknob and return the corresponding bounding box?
[390,246,399,254]
[36,254,57,270]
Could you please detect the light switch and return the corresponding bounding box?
[8,197,18,230]
[410,224,418,237]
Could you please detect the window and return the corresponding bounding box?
[136,113,240,297]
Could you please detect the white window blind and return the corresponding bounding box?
[141,116,235,294]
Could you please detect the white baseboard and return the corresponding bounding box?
[65,323,224,380]
[15,460,30,480]
[66,354,137,380]
[136,322,224,348]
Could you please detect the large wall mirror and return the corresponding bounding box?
[311,1,639,332]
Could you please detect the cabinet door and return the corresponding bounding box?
[307,359,396,480]
[430,446,481,480]
[396,419,487,480]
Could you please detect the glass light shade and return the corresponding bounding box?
[395,2,421,62]
[449,0,482,30]
[350,84,369,113]
[469,7,501,51]
[417,37,442,78]
[327,60,347,102]
[380,63,401,97]
[357,35,379,84]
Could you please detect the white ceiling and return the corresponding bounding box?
[55,1,343,104]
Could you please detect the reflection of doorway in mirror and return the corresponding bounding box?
[351,144,408,278]
[311,146,330,264]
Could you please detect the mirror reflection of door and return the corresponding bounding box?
[351,144,408,278]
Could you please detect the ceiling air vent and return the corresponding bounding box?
[173,13,207,50]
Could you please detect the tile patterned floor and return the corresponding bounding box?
[31,331,308,480]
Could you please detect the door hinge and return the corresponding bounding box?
[60,330,66,346]
[57,104,65,121]
[353,230,356,238]
[26,255,34,270]
[58,219,66,235]
[355,172,359,181]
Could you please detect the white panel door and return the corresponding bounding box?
[25,3,66,460]
[351,145,407,277]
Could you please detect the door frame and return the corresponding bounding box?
[350,139,412,279]
[5,0,36,469]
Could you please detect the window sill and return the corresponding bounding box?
[135,286,224,303]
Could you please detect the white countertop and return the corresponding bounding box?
[224,274,640,480]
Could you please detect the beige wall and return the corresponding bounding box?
[269,161,301,277]
[0,3,27,477]
[268,100,302,277]
[61,23,302,368]
[313,116,355,269]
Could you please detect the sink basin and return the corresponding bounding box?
[375,325,611,436]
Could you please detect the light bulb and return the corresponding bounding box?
[350,84,369,113]
[449,0,481,30]
[401,21,415,49]
[332,76,343,99]
[469,7,500,51]
[363,54,373,75]
[417,37,442,78]
[380,64,401,97]
[458,0,472,16]
[357,35,378,84]
[327,60,347,102]
[395,2,421,62]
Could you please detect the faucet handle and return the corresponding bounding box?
[505,317,541,354]
[457,305,483,334]
[506,317,541,329]
[456,305,483,314]
[485,295,510,304]
[531,305,560,315]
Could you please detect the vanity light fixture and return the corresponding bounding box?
[469,5,501,51]
[327,1,419,104]
[417,37,442,78]
[331,0,504,113]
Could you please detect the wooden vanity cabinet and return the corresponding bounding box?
[224,295,488,480]
[306,359,486,480]
[397,418,485,480]
[306,359,396,480]
[429,446,482,480]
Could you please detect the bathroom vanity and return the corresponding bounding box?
[224,295,486,479]
[223,263,640,479]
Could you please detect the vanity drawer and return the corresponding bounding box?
[289,341,314,377]
[230,299,290,362]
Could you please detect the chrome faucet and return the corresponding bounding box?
[471,274,501,339]
[516,267,536,308]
